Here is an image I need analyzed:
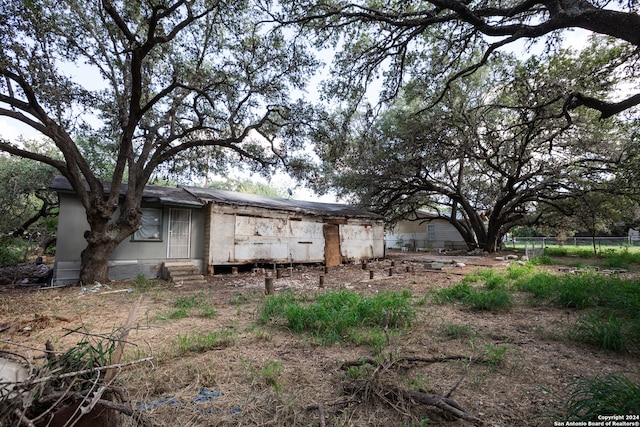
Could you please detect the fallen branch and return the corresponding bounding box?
[344,381,483,426]
[340,354,485,370]
[0,357,154,387]
[387,385,483,426]
[305,403,326,427]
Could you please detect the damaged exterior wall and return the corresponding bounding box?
[204,203,384,269]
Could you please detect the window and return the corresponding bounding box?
[132,208,163,241]
[427,224,436,241]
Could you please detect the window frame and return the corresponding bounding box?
[131,207,164,242]
[426,223,436,241]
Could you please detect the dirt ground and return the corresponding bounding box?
[1,251,638,426]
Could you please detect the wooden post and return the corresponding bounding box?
[276,268,283,279]
[361,261,367,270]
[388,267,394,276]
[319,275,325,288]
[324,266,329,274]
[369,270,374,280]
[265,277,274,295]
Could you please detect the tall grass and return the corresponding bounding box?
[543,246,640,267]
[515,272,640,352]
[435,268,513,311]
[259,289,415,345]
[565,371,640,420]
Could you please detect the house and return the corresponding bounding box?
[50,176,384,285]
[385,209,467,251]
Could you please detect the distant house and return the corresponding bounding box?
[50,177,384,285]
[385,209,467,251]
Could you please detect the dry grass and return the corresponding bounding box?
[1,253,639,426]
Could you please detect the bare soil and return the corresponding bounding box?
[1,251,638,426]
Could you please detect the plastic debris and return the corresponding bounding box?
[136,396,181,411]
[137,387,230,414]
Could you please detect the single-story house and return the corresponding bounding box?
[50,176,384,285]
[385,209,467,251]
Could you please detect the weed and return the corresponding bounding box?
[176,328,235,354]
[261,360,282,394]
[158,291,217,320]
[483,343,508,372]
[198,305,217,318]
[564,371,640,421]
[530,255,555,265]
[346,364,368,380]
[514,272,555,302]
[439,322,474,339]
[464,288,512,311]
[505,262,534,280]
[258,289,414,346]
[405,374,429,392]
[252,327,273,341]
[434,282,473,304]
[476,268,508,290]
[574,312,627,352]
[134,274,158,291]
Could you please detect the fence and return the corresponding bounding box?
[507,236,633,251]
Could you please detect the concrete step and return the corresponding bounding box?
[162,261,207,286]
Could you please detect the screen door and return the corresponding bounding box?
[167,208,191,258]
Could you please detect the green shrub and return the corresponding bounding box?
[0,238,23,267]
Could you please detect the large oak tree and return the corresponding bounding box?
[0,0,316,284]
[309,51,636,251]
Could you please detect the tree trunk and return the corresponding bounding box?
[78,206,141,285]
[79,238,119,285]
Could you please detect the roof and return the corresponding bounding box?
[49,176,382,219]
[49,176,204,208]
[182,186,382,219]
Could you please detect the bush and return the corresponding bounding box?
[0,237,23,267]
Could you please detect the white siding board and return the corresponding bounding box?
[210,213,235,263]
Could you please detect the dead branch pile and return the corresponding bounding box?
[307,353,486,426]
[0,297,153,427]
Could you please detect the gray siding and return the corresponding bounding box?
[53,195,204,285]
[386,218,466,250]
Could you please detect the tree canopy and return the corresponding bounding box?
[268,0,640,119]
[0,0,316,283]
[308,48,638,251]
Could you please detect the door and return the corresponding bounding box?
[168,208,191,258]
[323,223,341,267]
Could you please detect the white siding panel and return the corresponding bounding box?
[234,216,289,262]
[289,220,325,262]
[340,223,378,261]
[210,213,235,263]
